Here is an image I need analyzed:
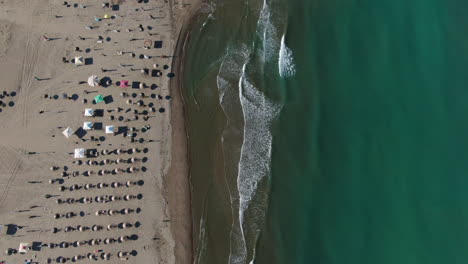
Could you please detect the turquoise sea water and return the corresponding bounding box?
[183,0,468,263]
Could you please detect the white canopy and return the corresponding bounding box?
[83,122,93,130]
[62,127,75,139]
[105,125,115,134]
[75,56,84,65]
[74,148,85,159]
[84,108,94,117]
[87,75,99,87]
[18,242,29,254]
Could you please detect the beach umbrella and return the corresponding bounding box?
[118,236,127,243]
[126,99,132,105]
[62,126,75,139]
[84,108,94,117]
[126,181,133,187]
[94,94,104,103]
[120,80,129,87]
[74,56,84,65]
[60,242,69,248]
[74,148,85,159]
[105,125,115,134]
[87,75,99,87]
[84,197,92,203]
[92,225,99,231]
[118,251,128,258]
[83,121,93,130]
[95,252,109,260]
[123,222,131,229]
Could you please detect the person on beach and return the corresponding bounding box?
[43,35,50,41]
[34,76,41,81]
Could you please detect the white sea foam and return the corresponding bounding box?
[256,0,281,63]
[216,45,251,264]
[195,208,208,263]
[235,63,280,264]
[279,34,296,78]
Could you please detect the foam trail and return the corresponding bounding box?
[234,63,280,264]
[216,45,251,264]
[279,34,296,78]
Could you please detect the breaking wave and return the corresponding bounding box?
[279,34,296,78]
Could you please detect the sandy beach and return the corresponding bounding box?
[0,0,200,263]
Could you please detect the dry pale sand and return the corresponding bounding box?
[0,0,200,263]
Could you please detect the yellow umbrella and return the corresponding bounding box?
[104,14,110,19]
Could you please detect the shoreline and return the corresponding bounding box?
[167,1,203,263]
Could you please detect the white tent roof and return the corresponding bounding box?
[74,148,85,159]
[83,122,93,130]
[84,108,94,117]
[105,125,115,134]
[87,75,99,87]
[62,127,75,139]
[18,242,29,254]
[75,56,84,65]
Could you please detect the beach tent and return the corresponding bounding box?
[74,148,85,159]
[94,94,104,104]
[83,122,93,130]
[119,80,129,88]
[62,127,75,139]
[84,108,94,117]
[88,75,99,87]
[105,125,115,134]
[74,56,84,65]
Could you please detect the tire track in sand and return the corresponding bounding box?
[0,151,22,207]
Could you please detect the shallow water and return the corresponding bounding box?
[183,0,468,263]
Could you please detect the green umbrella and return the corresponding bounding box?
[94,94,104,103]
